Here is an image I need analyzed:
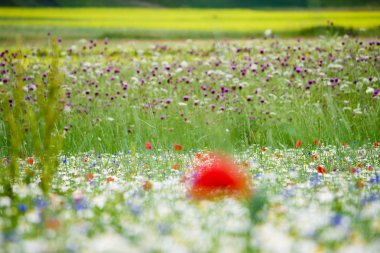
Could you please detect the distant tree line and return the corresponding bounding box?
[1,0,379,8]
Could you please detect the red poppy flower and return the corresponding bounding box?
[187,152,252,200]
[173,143,183,151]
[295,140,302,148]
[145,141,152,150]
[86,173,94,181]
[314,139,320,145]
[195,152,203,159]
[26,157,34,165]
[375,141,379,148]
[316,165,326,174]
[106,177,115,183]
[241,161,250,168]
[142,180,153,191]
[171,163,180,170]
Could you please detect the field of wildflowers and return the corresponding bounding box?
[0,35,379,252]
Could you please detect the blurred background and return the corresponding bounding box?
[2,0,380,8]
[0,0,379,42]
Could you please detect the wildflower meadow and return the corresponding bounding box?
[0,6,380,253]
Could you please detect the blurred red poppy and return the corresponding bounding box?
[316,165,326,174]
[145,141,152,150]
[173,143,183,151]
[86,173,94,181]
[374,141,379,148]
[295,140,302,148]
[26,157,34,165]
[187,152,252,200]
[142,180,153,191]
[171,163,180,170]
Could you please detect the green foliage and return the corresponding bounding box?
[0,38,64,197]
[247,189,268,224]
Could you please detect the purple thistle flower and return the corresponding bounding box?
[372,89,379,97]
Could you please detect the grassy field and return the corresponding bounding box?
[0,9,380,252]
[0,8,379,40]
[0,37,379,154]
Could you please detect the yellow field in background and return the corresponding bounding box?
[0,8,379,32]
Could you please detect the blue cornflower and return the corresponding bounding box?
[17,203,28,213]
[370,173,379,184]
